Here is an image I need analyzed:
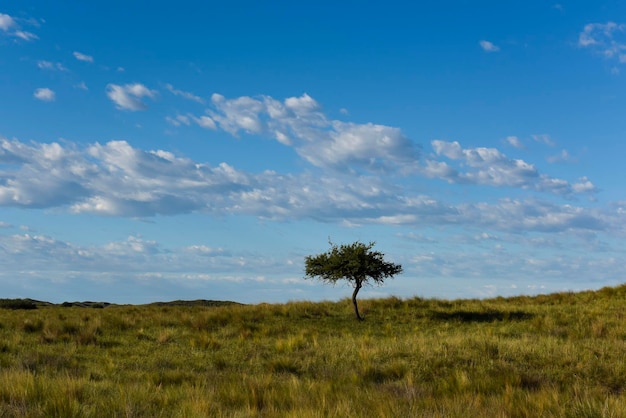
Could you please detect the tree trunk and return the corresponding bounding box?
[352,281,363,321]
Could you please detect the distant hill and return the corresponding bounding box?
[0,298,240,309]
[0,298,50,309]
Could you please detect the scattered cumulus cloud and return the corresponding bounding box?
[209,93,267,136]
[579,22,626,64]
[423,140,595,196]
[0,13,15,31]
[73,51,94,63]
[37,61,67,71]
[33,88,55,102]
[468,198,609,233]
[185,245,225,256]
[164,84,204,104]
[194,116,217,130]
[166,93,596,198]
[106,83,157,111]
[474,232,498,241]
[0,230,311,301]
[479,40,500,52]
[505,136,524,149]
[0,12,38,41]
[298,120,418,172]
[0,136,609,233]
[103,235,159,255]
[13,30,37,41]
[571,177,596,193]
[205,93,420,173]
[165,115,192,127]
[167,114,218,130]
[547,149,577,164]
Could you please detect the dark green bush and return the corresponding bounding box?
[0,299,37,310]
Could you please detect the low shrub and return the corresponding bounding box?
[0,299,37,310]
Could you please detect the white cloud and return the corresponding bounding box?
[479,40,500,52]
[167,113,215,130]
[33,87,55,102]
[14,30,37,41]
[425,140,595,196]
[284,93,320,113]
[0,13,16,31]
[579,22,626,64]
[532,133,556,147]
[209,93,266,135]
[298,121,418,172]
[0,138,90,207]
[467,199,608,233]
[164,83,204,104]
[572,177,596,193]
[37,60,67,71]
[579,22,624,47]
[73,51,94,63]
[106,83,157,111]
[0,12,37,41]
[185,245,225,256]
[103,235,159,255]
[475,232,498,241]
[165,114,192,127]
[206,93,420,173]
[429,140,539,188]
[547,149,576,164]
[505,136,524,149]
[193,115,216,130]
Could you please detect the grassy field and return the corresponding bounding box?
[2,286,626,417]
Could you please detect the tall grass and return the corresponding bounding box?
[1,286,626,416]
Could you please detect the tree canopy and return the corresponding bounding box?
[304,241,402,320]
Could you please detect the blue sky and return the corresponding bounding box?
[1,1,626,304]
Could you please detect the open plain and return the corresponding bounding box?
[2,286,626,417]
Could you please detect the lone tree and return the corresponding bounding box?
[304,241,403,320]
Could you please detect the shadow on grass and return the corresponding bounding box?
[429,310,534,323]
